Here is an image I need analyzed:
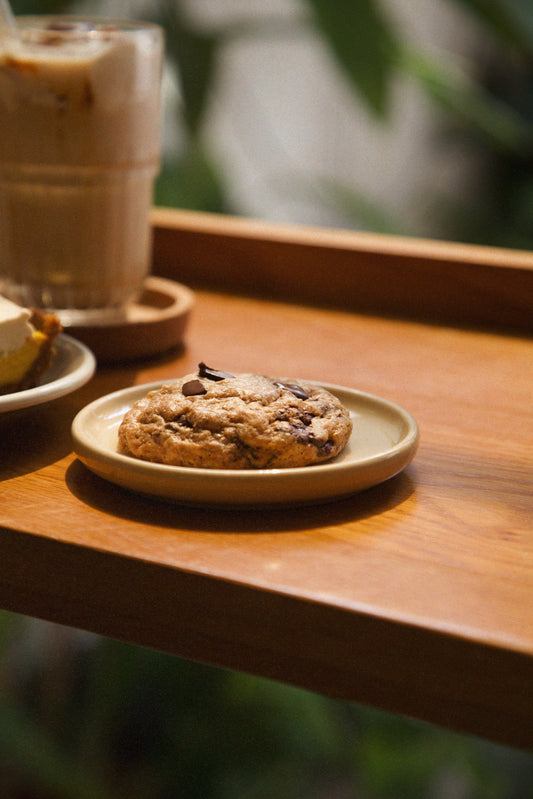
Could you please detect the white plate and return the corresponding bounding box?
[71,381,419,508]
[0,335,96,413]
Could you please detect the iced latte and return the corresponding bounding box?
[0,17,163,322]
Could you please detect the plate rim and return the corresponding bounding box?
[0,334,96,413]
[71,379,419,506]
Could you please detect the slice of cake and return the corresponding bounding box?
[0,296,62,395]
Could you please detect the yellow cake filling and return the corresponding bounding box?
[0,330,46,387]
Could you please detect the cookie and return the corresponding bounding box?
[118,363,353,470]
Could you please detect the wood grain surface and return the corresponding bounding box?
[1,211,532,749]
[152,208,533,334]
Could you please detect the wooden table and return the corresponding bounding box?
[1,209,532,751]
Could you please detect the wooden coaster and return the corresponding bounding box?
[66,277,194,363]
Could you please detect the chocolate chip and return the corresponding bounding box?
[198,362,235,382]
[275,381,309,400]
[182,379,207,397]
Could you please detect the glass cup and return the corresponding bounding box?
[0,16,163,325]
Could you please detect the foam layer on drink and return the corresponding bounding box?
[0,19,161,166]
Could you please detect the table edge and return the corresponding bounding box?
[1,524,531,751]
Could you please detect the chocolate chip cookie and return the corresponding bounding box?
[118,363,353,469]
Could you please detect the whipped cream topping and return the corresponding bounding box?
[0,296,34,356]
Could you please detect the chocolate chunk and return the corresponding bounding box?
[275,381,309,400]
[182,379,207,397]
[198,362,235,382]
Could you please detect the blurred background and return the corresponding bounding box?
[2,0,533,796]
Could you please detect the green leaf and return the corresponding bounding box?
[314,177,408,234]
[156,140,228,213]
[154,1,218,135]
[400,46,532,152]
[451,0,533,55]
[303,0,399,116]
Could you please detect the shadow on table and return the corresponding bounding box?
[0,402,79,480]
[66,457,415,532]
[0,361,145,481]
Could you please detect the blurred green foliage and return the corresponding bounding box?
[8,0,69,13]
[150,0,533,244]
[1,616,532,798]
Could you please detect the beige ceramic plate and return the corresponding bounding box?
[0,335,96,413]
[71,381,419,508]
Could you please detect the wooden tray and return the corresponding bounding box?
[151,208,533,335]
[66,276,194,363]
